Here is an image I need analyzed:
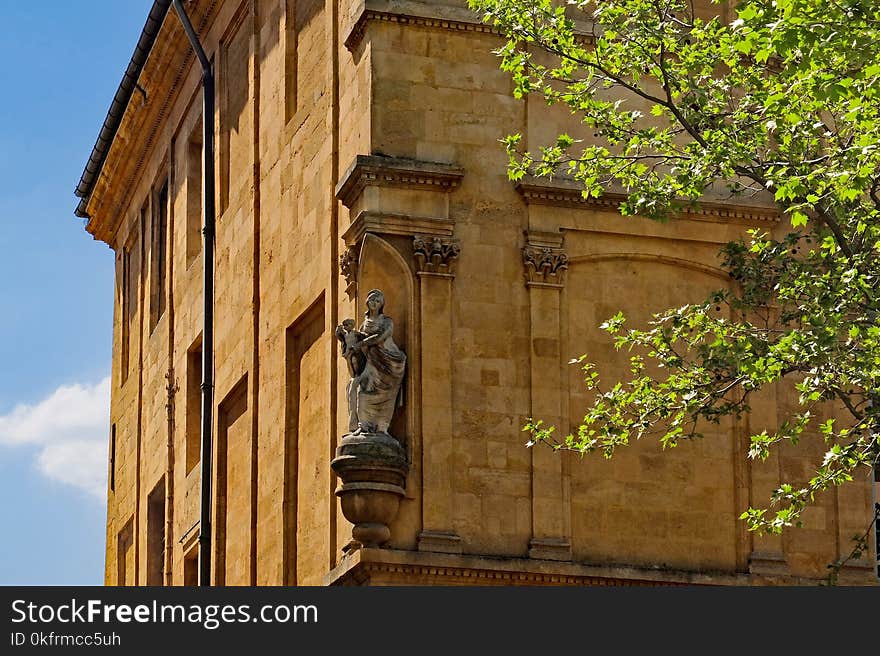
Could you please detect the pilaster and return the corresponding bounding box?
[746,382,791,578]
[523,231,571,561]
[413,235,462,554]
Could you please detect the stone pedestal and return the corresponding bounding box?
[331,432,409,548]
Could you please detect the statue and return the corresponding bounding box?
[335,288,406,435]
[332,288,409,548]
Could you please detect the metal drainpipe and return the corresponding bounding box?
[171,0,215,587]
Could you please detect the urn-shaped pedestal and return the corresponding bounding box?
[330,432,408,548]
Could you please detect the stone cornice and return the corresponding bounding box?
[515,178,780,224]
[342,211,455,247]
[335,155,464,209]
[344,0,496,52]
[86,0,220,246]
[325,547,760,587]
[341,561,683,586]
[344,0,595,53]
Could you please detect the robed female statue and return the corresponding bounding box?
[335,289,406,435]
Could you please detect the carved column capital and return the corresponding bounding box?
[522,245,568,288]
[413,235,461,277]
[339,245,359,299]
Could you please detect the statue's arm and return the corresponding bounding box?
[361,317,393,346]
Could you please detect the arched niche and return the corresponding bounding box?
[356,233,414,440]
[355,233,419,549]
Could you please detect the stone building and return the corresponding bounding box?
[75,0,878,585]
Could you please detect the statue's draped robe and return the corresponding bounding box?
[353,314,406,433]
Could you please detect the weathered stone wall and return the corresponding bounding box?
[98,0,365,586]
[92,0,877,586]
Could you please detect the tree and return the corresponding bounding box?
[469,0,880,540]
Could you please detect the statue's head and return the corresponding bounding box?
[365,289,385,315]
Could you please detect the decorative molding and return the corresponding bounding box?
[412,235,460,277]
[345,10,495,53]
[339,244,360,300]
[342,211,455,247]
[87,0,221,244]
[522,245,569,288]
[568,253,730,283]
[343,0,596,53]
[336,155,464,209]
[515,179,780,224]
[324,546,834,587]
[524,229,564,250]
[339,561,685,586]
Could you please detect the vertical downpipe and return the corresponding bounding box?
[329,0,341,570]
[198,40,216,590]
[172,0,216,587]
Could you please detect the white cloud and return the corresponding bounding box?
[0,376,110,499]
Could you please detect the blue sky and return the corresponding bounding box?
[0,1,152,585]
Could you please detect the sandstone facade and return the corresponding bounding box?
[79,0,878,586]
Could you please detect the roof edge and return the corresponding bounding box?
[74,0,172,218]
